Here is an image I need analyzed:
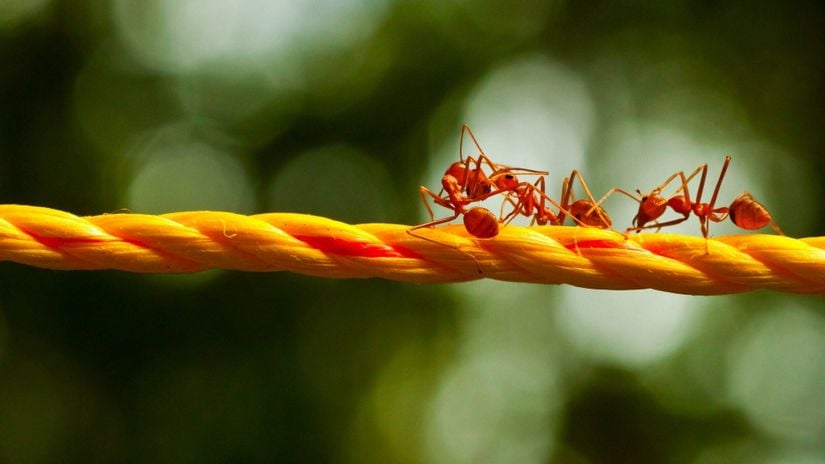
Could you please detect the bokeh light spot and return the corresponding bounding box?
[112,0,391,74]
[126,131,254,214]
[556,289,706,367]
[424,281,562,464]
[426,352,559,464]
[267,145,399,223]
[0,0,50,29]
[358,343,437,463]
[462,54,595,174]
[73,46,182,158]
[726,305,825,443]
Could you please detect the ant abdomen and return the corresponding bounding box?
[728,193,775,231]
[464,207,499,238]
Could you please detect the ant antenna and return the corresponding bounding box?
[459,124,487,163]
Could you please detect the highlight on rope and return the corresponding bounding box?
[1,125,823,295]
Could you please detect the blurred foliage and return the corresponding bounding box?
[1,0,825,463]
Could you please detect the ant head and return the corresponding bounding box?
[445,162,468,185]
[441,173,462,193]
[491,172,519,190]
[634,211,652,228]
[640,193,668,218]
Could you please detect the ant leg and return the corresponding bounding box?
[407,217,484,274]
[460,124,487,163]
[700,217,711,253]
[460,125,548,175]
[499,194,520,223]
[568,170,612,228]
[770,221,785,236]
[709,207,730,223]
[418,186,452,222]
[625,215,691,234]
[516,177,546,226]
[655,171,685,194]
[501,200,524,225]
[480,154,549,176]
[538,180,587,227]
[707,156,732,210]
[462,154,484,194]
[558,176,573,224]
[408,209,461,232]
[584,187,639,217]
[523,177,545,225]
[693,161,712,205]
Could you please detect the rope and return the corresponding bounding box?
[1,204,823,295]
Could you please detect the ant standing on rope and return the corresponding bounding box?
[496,172,612,229]
[591,155,782,251]
[409,125,556,239]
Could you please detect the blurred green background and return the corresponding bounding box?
[1,1,825,463]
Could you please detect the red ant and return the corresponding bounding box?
[498,176,566,226]
[500,171,611,228]
[432,125,547,202]
[602,156,783,241]
[409,173,512,239]
[410,125,548,239]
[497,171,610,229]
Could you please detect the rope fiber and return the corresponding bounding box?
[1,204,824,295]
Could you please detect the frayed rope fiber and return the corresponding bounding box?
[2,205,824,295]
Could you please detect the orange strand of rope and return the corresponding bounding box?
[1,204,824,295]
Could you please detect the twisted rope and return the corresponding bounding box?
[1,204,823,294]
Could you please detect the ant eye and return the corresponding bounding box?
[505,174,514,180]
[641,196,648,201]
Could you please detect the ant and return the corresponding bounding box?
[410,125,548,239]
[409,174,512,239]
[444,124,548,201]
[497,172,609,229]
[498,176,567,226]
[601,156,783,242]
[594,170,693,232]
[501,171,611,228]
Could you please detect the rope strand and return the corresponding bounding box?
[1,205,823,295]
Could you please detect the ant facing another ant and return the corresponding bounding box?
[409,126,783,262]
[409,125,557,240]
[410,125,614,242]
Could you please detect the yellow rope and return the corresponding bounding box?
[1,204,823,295]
